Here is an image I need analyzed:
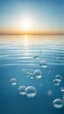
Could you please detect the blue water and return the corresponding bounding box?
[0,35,64,114]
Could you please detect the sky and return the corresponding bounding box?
[0,0,64,33]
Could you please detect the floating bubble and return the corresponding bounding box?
[25,86,37,98]
[10,78,17,85]
[53,98,63,109]
[26,72,34,79]
[40,83,43,87]
[48,70,51,75]
[47,90,52,96]
[30,76,34,79]
[55,74,62,82]
[60,87,64,92]
[29,73,34,79]
[53,79,60,86]
[33,55,40,59]
[40,60,47,68]
[62,94,64,101]
[26,72,30,77]
[33,70,42,79]
[18,86,26,95]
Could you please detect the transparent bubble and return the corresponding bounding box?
[55,74,62,82]
[26,72,30,77]
[48,70,51,75]
[40,60,47,68]
[26,72,34,79]
[25,86,37,98]
[60,87,64,92]
[53,79,61,86]
[33,70,42,79]
[29,73,34,79]
[18,86,26,95]
[33,55,40,59]
[47,90,52,96]
[53,98,63,109]
[40,83,43,87]
[62,94,64,101]
[10,78,17,85]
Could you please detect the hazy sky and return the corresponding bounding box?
[0,0,64,32]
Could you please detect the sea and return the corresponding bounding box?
[0,35,64,114]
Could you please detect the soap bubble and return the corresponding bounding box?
[55,74,62,82]
[33,55,40,59]
[60,87,64,92]
[53,79,60,86]
[33,70,42,79]
[18,86,26,95]
[26,72,30,77]
[26,72,34,79]
[29,73,34,79]
[25,86,37,98]
[10,78,17,86]
[53,98,63,109]
[47,90,52,96]
[40,60,47,68]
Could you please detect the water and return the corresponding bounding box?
[0,35,64,114]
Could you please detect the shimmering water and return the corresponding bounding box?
[0,35,64,114]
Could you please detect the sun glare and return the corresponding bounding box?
[22,17,33,31]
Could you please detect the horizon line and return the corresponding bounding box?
[0,30,64,35]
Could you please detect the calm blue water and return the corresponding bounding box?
[0,35,64,114]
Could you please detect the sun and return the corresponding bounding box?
[22,17,33,31]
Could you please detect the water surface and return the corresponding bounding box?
[0,35,64,114]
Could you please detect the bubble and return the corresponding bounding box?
[53,98,63,109]
[55,74,62,82]
[48,70,51,75]
[47,90,52,96]
[53,79,60,86]
[60,87,64,92]
[18,86,26,95]
[26,72,30,77]
[25,86,37,98]
[62,94,64,101]
[33,55,40,59]
[40,60,47,68]
[10,78,17,85]
[26,72,34,79]
[33,70,42,79]
[40,83,43,87]
[29,73,34,79]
